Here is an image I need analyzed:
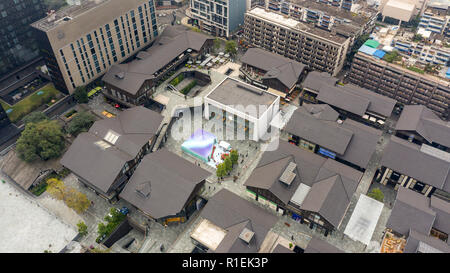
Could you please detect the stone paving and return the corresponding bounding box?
[0,175,77,253]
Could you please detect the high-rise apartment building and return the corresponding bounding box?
[266,0,357,12]
[189,0,247,37]
[243,7,351,76]
[31,0,159,94]
[347,51,450,120]
[0,0,47,78]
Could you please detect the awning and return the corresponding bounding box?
[153,94,170,105]
[266,87,286,98]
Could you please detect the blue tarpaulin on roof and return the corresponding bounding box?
[373,50,386,59]
[446,67,450,79]
[358,44,377,55]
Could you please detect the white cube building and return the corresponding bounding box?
[204,77,280,141]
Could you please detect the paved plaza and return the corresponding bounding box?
[0,175,77,253]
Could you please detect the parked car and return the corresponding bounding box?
[120,206,129,215]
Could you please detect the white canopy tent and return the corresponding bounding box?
[344,194,384,245]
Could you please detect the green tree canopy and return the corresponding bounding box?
[66,111,95,137]
[22,111,48,125]
[16,120,65,162]
[77,221,88,237]
[73,86,89,104]
[368,188,384,202]
[225,40,237,56]
[216,163,227,179]
[214,38,222,51]
[224,156,232,173]
[230,150,239,165]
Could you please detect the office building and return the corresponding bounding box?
[189,0,247,37]
[0,0,47,78]
[31,0,159,94]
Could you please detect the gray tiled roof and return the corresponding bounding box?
[241,47,306,89]
[339,119,382,169]
[340,84,396,117]
[272,244,295,253]
[60,107,163,194]
[430,196,450,240]
[395,105,450,148]
[285,106,353,155]
[304,237,345,253]
[302,103,340,121]
[301,174,354,228]
[301,71,338,94]
[386,187,436,236]
[285,105,381,169]
[404,229,450,253]
[244,155,301,205]
[245,141,362,227]
[311,77,396,117]
[381,136,450,192]
[119,148,211,219]
[200,189,278,253]
[317,84,371,117]
[103,26,212,95]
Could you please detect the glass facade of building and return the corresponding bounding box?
[0,0,46,78]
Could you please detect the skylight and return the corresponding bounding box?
[104,130,120,144]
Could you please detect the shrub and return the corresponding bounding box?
[77,221,88,236]
[170,73,184,86]
[368,188,384,202]
[66,111,95,136]
[180,80,197,95]
[31,180,48,196]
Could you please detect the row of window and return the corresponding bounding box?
[59,1,157,89]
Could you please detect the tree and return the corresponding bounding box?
[46,178,67,200]
[368,188,384,202]
[73,86,89,104]
[46,178,90,214]
[66,188,90,213]
[22,111,48,125]
[16,120,65,162]
[214,38,221,52]
[230,150,239,166]
[66,111,95,136]
[413,34,423,42]
[77,221,88,237]
[216,163,227,179]
[224,156,232,173]
[347,33,370,63]
[383,50,401,63]
[191,26,201,33]
[225,40,237,56]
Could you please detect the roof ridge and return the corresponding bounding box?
[256,154,294,169]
